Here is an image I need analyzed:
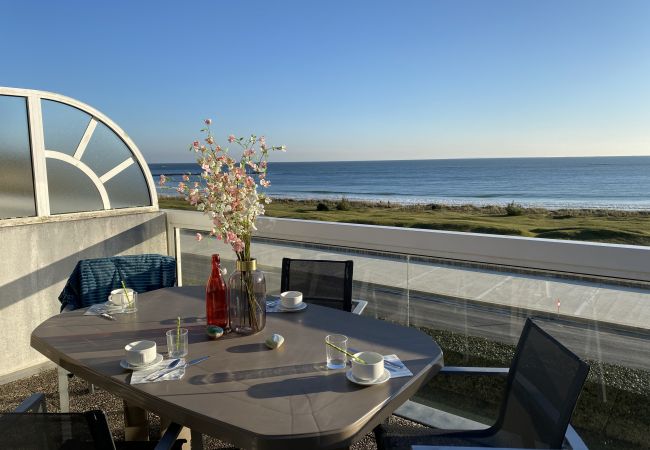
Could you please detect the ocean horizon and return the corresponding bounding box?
[150,155,650,211]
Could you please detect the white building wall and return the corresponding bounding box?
[0,211,167,380]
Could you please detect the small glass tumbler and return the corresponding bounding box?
[325,334,348,369]
[122,291,137,313]
[166,328,188,359]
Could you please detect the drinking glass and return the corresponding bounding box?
[122,291,137,313]
[166,328,188,359]
[325,334,348,369]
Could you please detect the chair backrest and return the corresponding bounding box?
[1,411,116,450]
[280,258,353,312]
[58,254,177,310]
[493,319,590,449]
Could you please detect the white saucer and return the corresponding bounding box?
[103,301,124,312]
[279,302,308,312]
[120,354,164,371]
[346,369,390,386]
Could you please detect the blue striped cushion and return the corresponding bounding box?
[58,254,177,310]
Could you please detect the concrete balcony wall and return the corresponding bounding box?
[0,210,167,381]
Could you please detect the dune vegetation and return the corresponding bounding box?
[159,197,650,246]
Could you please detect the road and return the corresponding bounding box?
[371,285,650,370]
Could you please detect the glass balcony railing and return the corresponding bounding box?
[165,209,650,449]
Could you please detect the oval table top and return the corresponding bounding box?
[32,286,443,450]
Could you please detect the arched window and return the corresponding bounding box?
[0,87,157,220]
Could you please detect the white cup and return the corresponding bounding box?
[109,288,137,312]
[280,291,303,309]
[351,351,384,381]
[125,340,157,366]
[109,288,134,305]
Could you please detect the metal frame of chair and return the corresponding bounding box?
[9,393,183,449]
[281,257,366,313]
[376,319,590,449]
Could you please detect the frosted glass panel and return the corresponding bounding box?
[82,122,132,177]
[47,159,103,214]
[42,99,91,156]
[0,95,36,219]
[104,163,152,208]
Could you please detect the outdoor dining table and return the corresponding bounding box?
[31,286,444,450]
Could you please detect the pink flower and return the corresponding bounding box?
[231,238,245,253]
[158,174,167,186]
[206,136,214,144]
[260,179,271,188]
[192,141,200,149]
[182,174,190,182]
[195,233,203,241]
[243,148,254,157]
[228,135,236,143]
[204,118,212,125]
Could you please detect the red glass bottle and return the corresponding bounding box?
[206,254,228,329]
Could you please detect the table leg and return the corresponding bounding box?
[160,417,202,450]
[190,429,204,450]
[123,401,149,441]
[57,366,70,413]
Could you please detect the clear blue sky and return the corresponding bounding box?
[2,0,649,162]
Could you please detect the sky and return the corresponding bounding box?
[1,0,649,163]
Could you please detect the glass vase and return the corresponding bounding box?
[228,259,266,335]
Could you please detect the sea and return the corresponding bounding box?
[149,156,650,211]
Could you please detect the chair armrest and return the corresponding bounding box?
[352,299,368,315]
[154,422,183,450]
[566,424,588,450]
[14,393,47,413]
[410,424,588,450]
[440,366,509,377]
[412,447,533,450]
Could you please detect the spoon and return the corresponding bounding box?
[166,358,181,369]
[144,358,180,381]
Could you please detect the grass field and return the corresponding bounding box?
[159,196,650,246]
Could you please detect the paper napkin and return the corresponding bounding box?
[383,354,413,378]
[130,359,186,384]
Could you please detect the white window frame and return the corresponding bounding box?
[0,86,158,223]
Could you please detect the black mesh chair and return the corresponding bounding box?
[2,393,184,450]
[281,258,354,312]
[375,319,590,449]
